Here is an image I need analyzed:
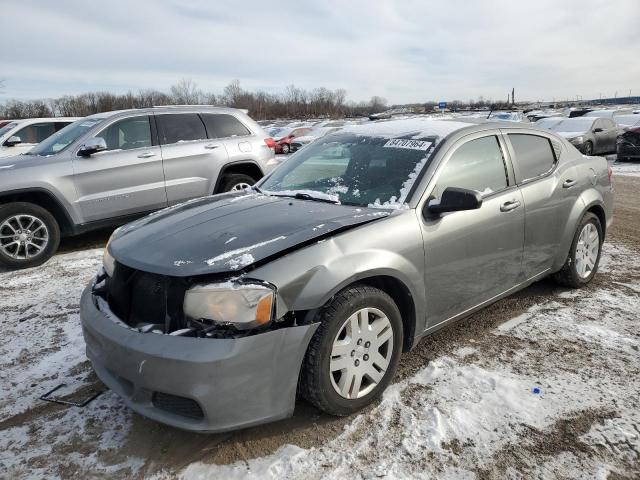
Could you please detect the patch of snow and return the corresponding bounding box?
[173,260,193,267]
[225,236,237,244]
[205,236,287,266]
[226,253,255,270]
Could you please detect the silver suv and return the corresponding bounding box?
[0,106,277,269]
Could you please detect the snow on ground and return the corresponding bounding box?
[0,243,638,479]
[610,160,640,178]
[0,250,145,479]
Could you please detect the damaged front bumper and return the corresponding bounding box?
[79,285,318,433]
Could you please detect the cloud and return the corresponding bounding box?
[0,0,638,103]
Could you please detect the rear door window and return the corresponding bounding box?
[156,114,207,145]
[98,116,152,152]
[508,134,556,182]
[433,135,508,197]
[200,114,250,139]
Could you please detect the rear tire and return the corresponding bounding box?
[299,284,403,416]
[552,212,602,288]
[219,174,256,192]
[281,143,290,154]
[0,202,60,270]
[583,141,593,156]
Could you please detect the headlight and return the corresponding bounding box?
[102,227,121,277]
[183,282,274,330]
[569,136,584,144]
[103,248,115,277]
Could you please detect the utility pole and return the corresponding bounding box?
[511,87,515,106]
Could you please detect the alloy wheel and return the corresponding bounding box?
[0,214,50,260]
[575,222,599,279]
[329,307,394,399]
[231,182,252,191]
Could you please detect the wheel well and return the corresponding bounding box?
[358,276,417,352]
[0,191,73,235]
[215,162,264,192]
[587,204,606,237]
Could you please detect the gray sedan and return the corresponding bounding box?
[80,118,613,432]
[540,116,620,155]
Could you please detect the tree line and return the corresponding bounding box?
[0,78,515,120]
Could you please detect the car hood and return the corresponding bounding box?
[109,191,391,277]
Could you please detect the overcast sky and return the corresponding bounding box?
[1,0,638,104]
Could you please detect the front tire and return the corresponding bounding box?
[219,173,256,192]
[281,143,290,154]
[0,202,60,269]
[300,284,403,416]
[583,141,593,156]
[553,212,603,288]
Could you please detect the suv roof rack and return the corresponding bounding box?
[151,105,220,108]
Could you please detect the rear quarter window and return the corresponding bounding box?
[156,114,207,145]
[200,114,251,139]
[508,134,557,182]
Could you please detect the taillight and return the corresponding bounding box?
[630,127,640,134]
[264,138,276,150]
[608,165,613,184]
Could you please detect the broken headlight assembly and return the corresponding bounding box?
[102,228,120,277]
[183,282,275,331]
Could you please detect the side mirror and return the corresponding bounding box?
[78,137,107,157]
[593,127,603,133]
[4,135,22,147]
[425,187,483,216]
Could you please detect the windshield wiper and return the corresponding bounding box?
[266,191,340,204]
[292,192,338,203]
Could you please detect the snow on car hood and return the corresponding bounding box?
[108,191,391,276]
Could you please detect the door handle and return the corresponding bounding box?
[500,200,521,212]
[563,179,577,188]
[204,144,219,150]
[137,152,156,158]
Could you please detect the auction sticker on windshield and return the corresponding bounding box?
[383,139,432,150]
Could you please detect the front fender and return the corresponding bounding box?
[248,212,426,331]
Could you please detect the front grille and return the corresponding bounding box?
[105,262,187,330]
[152,392,204,420]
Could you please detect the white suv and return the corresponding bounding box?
[0,117,79,158]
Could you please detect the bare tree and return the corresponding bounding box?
[170,78,202,105]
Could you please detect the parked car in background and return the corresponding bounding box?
[539,117,619,155]
[613,114,640,128]
[268,126,313,153]
[0,117,79,158]
[487,111,529,122]
[0,120,15,129]
[290,126,343,152]
[0,106,276,269]
[80,117,613,432]
[584,109,633,119]
[615,115,640,161]
[534,117,564,130]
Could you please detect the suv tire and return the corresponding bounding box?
[219,173,256,192]
[300,284,403,416]
[553,212,603,288]
[0,202,60,269]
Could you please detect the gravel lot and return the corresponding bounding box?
[0,165,638,479]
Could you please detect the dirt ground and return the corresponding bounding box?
[1,174,638,479]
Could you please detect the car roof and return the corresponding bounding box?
[83,105,247,120]
[5,117,80,124]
